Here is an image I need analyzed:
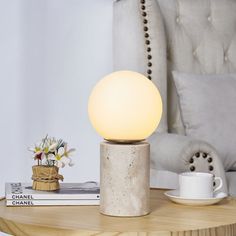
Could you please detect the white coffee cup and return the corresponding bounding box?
[179,172,223,199]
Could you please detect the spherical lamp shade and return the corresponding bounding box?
[88,71,162,142]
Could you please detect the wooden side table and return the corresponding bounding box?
[0,189,236,236]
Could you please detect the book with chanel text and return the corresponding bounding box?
[5,182,100,202]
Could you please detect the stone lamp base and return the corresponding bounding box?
[100,141,150,217]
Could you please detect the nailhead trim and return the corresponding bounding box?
[202,153,207,158]
[140,0,152,80]
[195,152,200,158]
[189,151,215,174]
[208,157,213,163]
[209,165,214,171]
[189,157,194,163]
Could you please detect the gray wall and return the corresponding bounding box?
[0,0,113,197]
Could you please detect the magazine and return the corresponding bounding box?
[5,182,100,200]
[6,199,99,206]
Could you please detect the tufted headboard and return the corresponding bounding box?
[113,0,236,134]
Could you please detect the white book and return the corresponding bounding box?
[5,182,100,200]
[6,199,99,206]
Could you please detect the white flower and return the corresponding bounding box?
[48,147,74,168]
[63,144,76,158]
[49,142,58,151]
[58,156,74,168]
[29,135,75,168]
[28,146,45,160]
[43,142,58,154]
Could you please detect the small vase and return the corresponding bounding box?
[32,165,64,191]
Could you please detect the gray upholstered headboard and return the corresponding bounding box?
[113,0,236,134]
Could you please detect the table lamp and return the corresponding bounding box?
[88,70,162,216]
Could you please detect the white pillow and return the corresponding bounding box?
[172,71,236,171]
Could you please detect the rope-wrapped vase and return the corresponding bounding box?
[32,165,64,191]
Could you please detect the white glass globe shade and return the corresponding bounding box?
[88,71,162,142]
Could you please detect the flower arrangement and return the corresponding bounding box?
[29,135,75,168]
[29,135,76,191]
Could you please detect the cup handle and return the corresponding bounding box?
[213,177,223,192]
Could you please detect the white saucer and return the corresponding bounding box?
[164,190,228,206]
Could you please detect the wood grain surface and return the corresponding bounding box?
[0,189,236,236]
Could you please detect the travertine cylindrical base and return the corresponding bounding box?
[100,141,150,217]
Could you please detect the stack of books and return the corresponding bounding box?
[5,182,100,206]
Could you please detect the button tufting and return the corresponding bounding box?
[193,50,197,57]
[140,0,145,3]
[176,16,180,23]
[147,69,152,74]
[142,12,147,17]
[147,55,152,60]
[145,40,150,45]
[207,16,211,22]
[144,26,148,32]
[147,47,151,52]
[148,62,152,67]
[147,76,152,80]
[141,5,145,10]
[224,55,228,61]
[145,33,149,38]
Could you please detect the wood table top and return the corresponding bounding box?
[0,189,236,236]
